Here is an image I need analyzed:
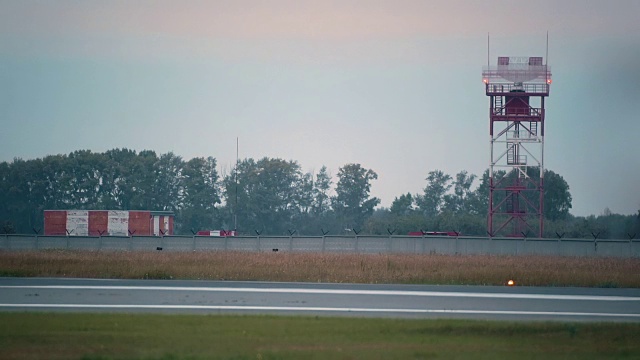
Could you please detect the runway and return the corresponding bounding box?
[1,277,639,321]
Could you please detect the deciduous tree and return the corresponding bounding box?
[415,170,452,217]
[332,163,380,229]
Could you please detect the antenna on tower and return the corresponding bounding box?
[487,32,490,70]
[545,31,549,83]
[545,31,549,65]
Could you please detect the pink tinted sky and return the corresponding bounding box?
[1,0,639,216]
[2,1,637,61]
[2,1,634,38]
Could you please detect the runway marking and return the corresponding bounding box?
[0,303,639,318]
[1,285,640,301]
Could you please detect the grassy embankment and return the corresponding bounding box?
[1,312,640,360]
[1,250,639,287]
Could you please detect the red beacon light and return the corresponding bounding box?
[546,78,552,84]
[483,78,489,84]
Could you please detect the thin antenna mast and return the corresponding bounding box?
[487,32,490,70]
[234,137,238,232]
[545,31,549,82]
[546,31,549,65]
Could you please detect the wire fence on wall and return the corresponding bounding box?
[1,234,638,258]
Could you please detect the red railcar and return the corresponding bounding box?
[196,230,237,237]
[408,231,460,236]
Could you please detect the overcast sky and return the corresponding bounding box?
[1,0,639,216]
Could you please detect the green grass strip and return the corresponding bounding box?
[1,312,639,359]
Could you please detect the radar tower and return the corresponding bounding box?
[482,53,551,237]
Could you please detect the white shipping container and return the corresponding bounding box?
[66,210,88,236]
[153,216,160,236]
[108,210,129,236]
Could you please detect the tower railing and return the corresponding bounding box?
[492,107,543,117]
[507,130,538,141]
[486,83,549,95]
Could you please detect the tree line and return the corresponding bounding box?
[1,149,638,238]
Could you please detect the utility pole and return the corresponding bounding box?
[234,137,238,232]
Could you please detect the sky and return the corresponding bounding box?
[1,0,639,216]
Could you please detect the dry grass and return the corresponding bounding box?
[1,250,639,287]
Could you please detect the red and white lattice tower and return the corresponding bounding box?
[482,56,551,237]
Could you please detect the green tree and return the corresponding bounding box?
[415,170,452,218]
[151,152,183,213]
[312,166,332,216]
[128,150,158,210]
[294,166,338,235]
[442,170,477,214]
[390,193,414,216]
[541,169,572,221]
[223,157,306,235]
[64,150,103,209]
[2,158,31,232]
[331,163,380,230]
[103,148,139,209]
[179,157,221,233]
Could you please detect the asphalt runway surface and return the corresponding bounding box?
[1,277,639,321]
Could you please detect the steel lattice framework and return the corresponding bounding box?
[483,56,551,237]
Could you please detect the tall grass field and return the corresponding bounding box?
[1,250,638,287]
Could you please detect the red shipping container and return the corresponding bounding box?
[44,210,67,235]
[129,211,151,236]
[88,211,108,236]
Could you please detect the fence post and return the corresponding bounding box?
[98,235,103,251]
[455,236,459,255]
[192,236,196,251]
[289,236,293,252]
[355,236,359,253]
[321,236,326,253]
[35,235,39,250]
[129,236,133,251]
[386,236,392,253]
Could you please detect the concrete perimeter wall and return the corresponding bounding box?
[1,234,639,258]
